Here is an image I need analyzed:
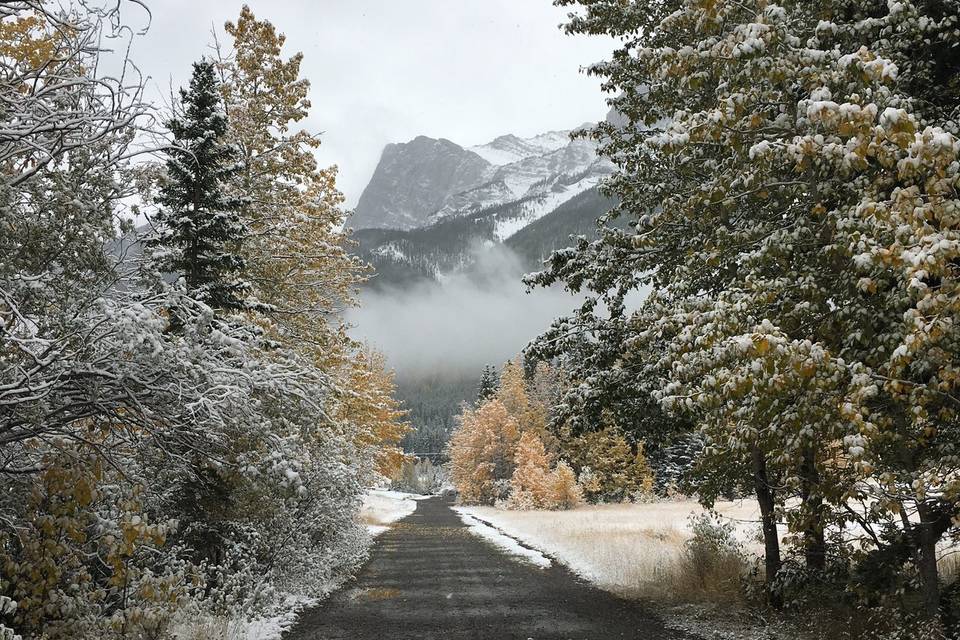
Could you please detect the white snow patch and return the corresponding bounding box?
[470,144,527,166]
[458,501,765,594]
[492,215,533,242]
[469,130,572,166]
[492,174,603,241]
[359,489,428,536]
[371,243,406,262]
[453,507,552,568]
[242,596,316,640]
[169,595,318,640]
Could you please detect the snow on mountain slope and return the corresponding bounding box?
[352,186,617,292]
[433,137,610,219]
[492,173,605,241]
[469,130,572,166]
[349,122,616,288]
[371,243,406,262]
[351,124,612,234]
[349,136,491,230]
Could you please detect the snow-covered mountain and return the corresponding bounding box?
[348,126,616,289]
[468,130,571,165]
[349,127,613,234]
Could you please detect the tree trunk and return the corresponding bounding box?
[799,446,826,571]
[916,500,942,622]
[752,446,782,609]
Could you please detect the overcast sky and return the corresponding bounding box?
[128,1,612,206]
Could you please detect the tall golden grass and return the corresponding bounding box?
[463,500,761,601]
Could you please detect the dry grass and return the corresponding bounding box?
[168,614,246,640]
[462,500,762,601]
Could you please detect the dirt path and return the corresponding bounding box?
[284,497,698,640]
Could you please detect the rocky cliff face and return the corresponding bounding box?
[349,136,491,231]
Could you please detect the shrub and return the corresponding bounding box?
[669,512,747,602]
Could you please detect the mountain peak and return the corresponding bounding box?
[349,123,610,233]
[349,137,491,231]
[468,130,571,166]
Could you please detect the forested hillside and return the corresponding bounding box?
[353,187,616,290]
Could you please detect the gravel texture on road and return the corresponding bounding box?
[284,496,698,640]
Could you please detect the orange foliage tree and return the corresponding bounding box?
[508,431,553,510]
[448,400,520,504]
[548,461,582,510]
[217,7,405,473]
[335,350,410,478]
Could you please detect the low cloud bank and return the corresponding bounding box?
[346,244,580,377]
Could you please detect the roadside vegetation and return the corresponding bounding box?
[0,4,406,639]
[448,359,653,510]
[496,1,960,639]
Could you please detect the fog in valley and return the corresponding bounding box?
[346,244,580,377]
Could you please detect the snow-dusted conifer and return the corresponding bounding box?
[149,61,250,312]
[477,364,499,403]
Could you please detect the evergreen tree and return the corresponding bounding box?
[476,364,499,403]
[149,60,249,312]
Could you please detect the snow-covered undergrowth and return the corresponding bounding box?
[172,490,427,640]
[458,500,760,597]
[453,508,552,568]
[170,595,317,640]
[360,489,429,536]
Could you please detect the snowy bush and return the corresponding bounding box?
[391,458,446,495]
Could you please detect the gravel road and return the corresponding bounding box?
[284,496,697,640]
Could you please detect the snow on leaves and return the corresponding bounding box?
[537,0,960,624]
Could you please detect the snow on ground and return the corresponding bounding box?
[455,500,807,640]
[169,595,318,640]
[360,489,428,536]
[241,595,317,640]
[458,500,761,596]
[453,507,552,568]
